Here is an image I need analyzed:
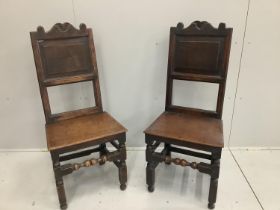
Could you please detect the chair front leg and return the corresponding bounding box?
[146,161,157,192]
[208,149,221,209]
[118,160,127,190]
[145,136,159,192]
[51,151,67,210]
[118,134,127,190]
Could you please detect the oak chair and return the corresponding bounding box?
[144,21,232,209]
[30,23,127,209]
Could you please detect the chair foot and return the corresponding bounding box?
[118,161,127,191]
[146,162,156,192]
[55,179,67,209]
[148,185,154,192]
[146,139,158,194]
[120,184,127,191]
[208,152,221,210]
[208,203,215,209]
[51,152,67,210]
[60,204,68,210]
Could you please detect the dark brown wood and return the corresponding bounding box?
[165,21,232,118]
[171,72,223,83]
[99,143,107,165]
[118,139,128,190]
[30,22,127,209]
[208,150,221,209]
[51,152,67,210]
[144,21,232,209]
[145,111,223,147]
[110,140,120,149]
[43,73,96,87]
[30,22,103,123]
[46,112,127,151]
[169,146,212,160]
[59,147,100,162]
[146,138,156,192]
[50,107,100,122]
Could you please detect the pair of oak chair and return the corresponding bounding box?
[30,21,232,209]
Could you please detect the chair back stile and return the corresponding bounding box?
[30,23,103,123]
[165,21,233,119]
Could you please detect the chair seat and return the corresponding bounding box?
[144,111,224,148]
[46,112,127,151]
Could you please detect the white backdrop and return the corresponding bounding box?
[0,0,278,149]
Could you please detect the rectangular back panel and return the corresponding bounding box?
[39,37,92,79]
[174,37,224,76]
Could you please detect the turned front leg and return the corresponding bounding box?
[118,135,127,190]
[146,162,157,192]
[145,136,159,192]
[51,152,67,210]
[119,160,127,190]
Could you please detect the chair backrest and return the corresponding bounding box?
[30,23,103,123]
[165,21,232,119]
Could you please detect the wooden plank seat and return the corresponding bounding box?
[47,112,127,151]
[145,111,223,148]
